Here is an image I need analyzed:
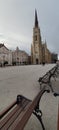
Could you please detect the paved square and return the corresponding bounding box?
[0,64,59,130]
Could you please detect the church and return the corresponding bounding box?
[31,10,51,64]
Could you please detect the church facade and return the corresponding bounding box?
[31,10,51,64]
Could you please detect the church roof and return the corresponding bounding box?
[35,9,38,27]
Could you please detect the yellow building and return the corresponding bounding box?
[31,10,51,64]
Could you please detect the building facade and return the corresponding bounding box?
[0,44,29,66]
[12,47,29,65]
[51,53,58,63]
[42,42,51,63]
[0,44,12,66]
[31,10,52,64]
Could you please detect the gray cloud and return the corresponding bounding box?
[0,0,59,56]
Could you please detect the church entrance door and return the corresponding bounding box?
[36,59,39,64]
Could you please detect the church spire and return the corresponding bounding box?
[35,9,38,27]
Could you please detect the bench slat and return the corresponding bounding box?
[8,89,45,130]
[0,99,30,130]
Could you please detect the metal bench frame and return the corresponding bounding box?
[38,64,59,96]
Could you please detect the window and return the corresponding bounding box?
[35,35,37,41]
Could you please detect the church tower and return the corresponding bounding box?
[31,10,42,64]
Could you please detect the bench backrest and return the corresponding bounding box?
[0,88,45,130]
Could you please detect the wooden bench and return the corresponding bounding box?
[0,87,50,130]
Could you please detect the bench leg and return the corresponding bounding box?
[33,89,50,130]
[54,93,59,97]
[48,81,59,97]
[48,81,54,93]
[33,110,45,130]
[33,101,45,130]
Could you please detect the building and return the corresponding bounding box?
[31,10,52,64]
[51,53,58,63]
[0,43,12,66]
[12,47,29,65]
[31,10,42,64]
[42,41,51,63]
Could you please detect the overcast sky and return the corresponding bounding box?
[0,0,59,57]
